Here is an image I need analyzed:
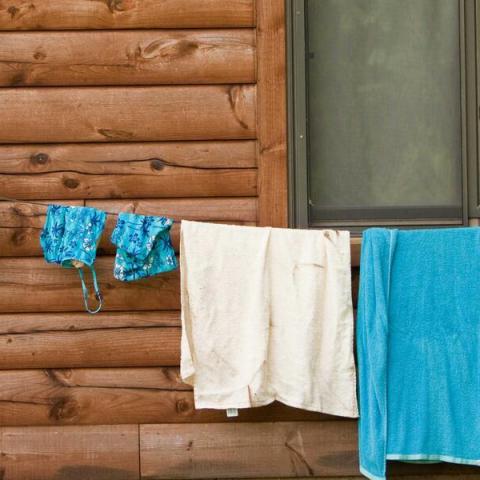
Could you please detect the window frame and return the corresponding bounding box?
[287,0,477,230]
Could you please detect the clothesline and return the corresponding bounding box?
[0,196,178,222]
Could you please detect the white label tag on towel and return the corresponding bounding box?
[226,408,238,417]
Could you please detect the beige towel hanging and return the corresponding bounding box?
[180,221,358,418]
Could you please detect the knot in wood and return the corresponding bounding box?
[175,398,191,414]
[150,159,165,171]
[107,0,130,13]
[11,229,27,246]
[31,152,49,165]
[63,177,80,189]
[49,397,79,421]
[33,50,46,60]
[7,6,19,18]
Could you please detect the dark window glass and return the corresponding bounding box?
[306,0,463,225]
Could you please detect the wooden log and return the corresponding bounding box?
[0,0,255,30]
[0,256,180,312]
[0,85,256,143]
[0,197,257,256]
[0,200,82,257]
[0,424,139,480]
[0,141,257,175]
[0,327,181,369]
[351,237,361,267]
[0,369,336,426]
[317,478,480,480]
[88,197,257,222]
[256,0,288,227]
[0,422,477,479]
[0,255,359,314]
[231,478,480,480]
[90,198,257,255]
[0,166,257,200]
[352,268,359,308]
[140,421,359,479]
[0,30,255,87]
[387,464,480,477]
[33,367,189,391]
[0,140,257,199]
[140,422,480,479]
[0,311,181,334]
[0,261,358,317]
[0,186,357,263]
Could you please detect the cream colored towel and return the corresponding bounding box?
[180,221,358,417]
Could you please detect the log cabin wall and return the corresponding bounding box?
[0,1,478,479]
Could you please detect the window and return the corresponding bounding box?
[288,0,479,229]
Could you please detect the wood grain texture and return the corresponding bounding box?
[0,248,360,312]
[0,200,83,258]
[351,237,361,267]
[90,198,257,255]
[0,235,358,316]
[0,0,255,30]
[0,200,80,258]
[0,165,256,200]
[0,30,256,86]
[31,367,188,390]
[0,261,358,317]
[0,141,257,200]
[0,369,333,426]
[0,85,256,143]
[385,465,480,478]
[0,424,139,480]
[140,422,480,479]
[0,256,179,312]
[256,0,288,227]
[287,478,480,480]
[0,327,181,369]
[0,197,257,256]
[352,268,359,309]
[0,142,257,175]
[0,311,181,334]
[140,421,359,479]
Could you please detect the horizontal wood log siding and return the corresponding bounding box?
[0,142,257,201]
[0,1,455,480]
[0,198,257,257]
[0,0,255,30]
[1,423,479,480]
[0,30,256,86]
[0,311,182,334]
[0,425,140,480]
[0,368,330,426]
[0,258,358,314]
[139,423,480,479]
[0,86,256,143]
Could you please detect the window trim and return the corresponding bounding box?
[467,0,480,216]
[288,0,475,230]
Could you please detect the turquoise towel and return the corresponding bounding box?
[357,227,480,480]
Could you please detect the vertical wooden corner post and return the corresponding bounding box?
[256,0,289,227]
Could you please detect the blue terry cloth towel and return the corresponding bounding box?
[111,212,177,282]
[357,227,480,480]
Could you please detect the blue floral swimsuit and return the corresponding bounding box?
[111,212,177,282]
[40,205,106,314]
[40,206,177,313]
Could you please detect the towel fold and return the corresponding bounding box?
[180,221,358,417]
[357,228,480,480]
